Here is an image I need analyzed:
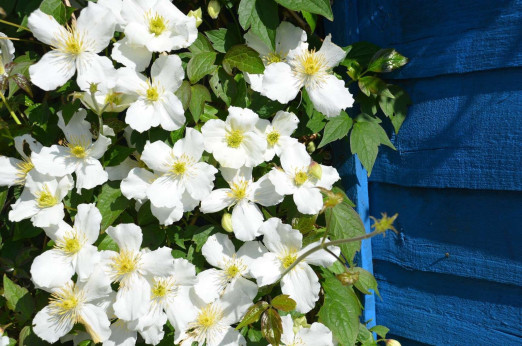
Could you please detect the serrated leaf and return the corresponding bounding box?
[271,294,296,312]
[189,84,211,123]
[237,301,270,329]
[325,202,365,262]
[187,52,217,84]
[192,225,215,252]
[318,278,361,345]
[350,267,380,297]
[318,111,353,148]
[188,33,214,54]
[3,275,34,324]
[261,308,282,346]
[96,181,130,231]
[350,121,395,175]
[40,0,67,24]
[175,80,191,111]
[370,325,390,338]
[238,0,278,50]
[378,85,411,133]
[223,45,265,75]
[368,48,408,73]
[206,28,242,54]
[275,0,333,21]
[358,76,394,98]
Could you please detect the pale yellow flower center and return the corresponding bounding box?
[264,52,284,65]
[223,256,247,280]
[281,251,298,269]
[266,130,280,146]
[65,137,90,159]
[298,49,327,76]
[55,27,86,55]
[36,185,58,208]
[171,161,186,176]
[146,86,160,101]
[55,231,84,255]
[294,170,309,186]
[197,303,223,328]
[225,129,244,148]
[146,11,168,36]
[228,180,249,201]
[151,277,176,300]
[48,283,84,324]
[111,250,141,282]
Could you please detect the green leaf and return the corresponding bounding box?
[306,110,326,133]
[370,325,390,338]
[3,275,34,324]
[358,76,394,98]
[301,11,317,32]
[344,42,381,67]
[175,81,192,111]
[368,48,408,73]
[192,225,216,252]
[236,301,270,329]
[357,323,377,346]
[96,181,130,231]
[350,121,395,175]
[378,85,412,133]
[275,0,333,21]
[319,278,361,345]
[223,45,265,75]
[209,68,238,106]
[189,84,211,123]
[206,28,242,54]
[8,52,36,98]
[354,93,378,116]
[271,294,296,312]
[325,202,366,262]
[350,267,380,297]
[318,111,353,148]
[238,0,278,50]
[103,145,134,167]
[261,308,283,346]
[187,52,217,84]
[188,33,215,54]
[341,59,362,80]
[97,233,119,251]
[19,326,47,346]
[40,0,67,24]
[250,92,285,118]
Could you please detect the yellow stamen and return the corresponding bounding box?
[65,137,90,159]
[263,52,284,65]
[16,159,34,184]
[151,277,176,300]
[298,49,326,76]
[48,283,84,324]
[105,91,123,105]
[146,11,168,36]
[281,251,298,269]
[225,129,244,148]
[266,130,280,146]
[111,250,141,283]
[55,26,86,55]
[36,185,58,208]
[55,231,84,255]
[294,171,308,186]
[146,86,160,101]
[223,256,247,279]
[197,303,223,328]
[171,161,186,176]
[227,180,249,201]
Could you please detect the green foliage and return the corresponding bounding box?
[318,111,353,148]
[275,0,333,21]
[238,0,279,49]
[222,45,265,75]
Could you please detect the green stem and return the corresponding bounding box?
[0,19,30,31]
[0,92,21,124]
[279,229,386,279]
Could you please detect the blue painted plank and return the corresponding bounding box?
[350,0,522,79]
[369,183,522,286]
[370,68,522,191]
[373,261,522,346]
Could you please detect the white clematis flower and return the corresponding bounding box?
[0,333,9,346]
[201,107,267,169]
[127,258,198,344]
[117,54,185,132]
[103,320,138,346]
[200,167,282,241]
[244,21,307,93]
[261,35,354,117]
[194,233,266,303]
[256,110,300,161]
[30,204,102,289]
[32,269,113,344]
[8,171,73,228]
[112,0,197,71]
[27,3,115,90]
[31,109,111,193]
[250,218,340,313]
[101,223,175,321]
[141,128,218,211]
[280,315,334,346]
[0,32,15,77]
[269,143,340,215]
[178,289,250,346]
[0,134,42,187]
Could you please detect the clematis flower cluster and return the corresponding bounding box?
[0,1,359,345]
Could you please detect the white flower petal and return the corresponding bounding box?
[184,162,218,201]
[125,100,159,133]
[31,145,77,177]
[76,245,101,281]
[280,143,311,173]
[268,168,296,195]
[280,315,296,345]
[241,132,267,167]
[140,247,174,277]
[249,252,282,287]
[113,275,150,321]
[27,9,67,45]
[76,2,115,53]
[105,321,138,346]
[172,258,197,285]
[151,55,184,92]
[294,186,323,215]
[213,326,246,346]
[299,322,335,346]
[80,267,113,301]
[252,174,283,206]
[276,21,307,55]
[89,135,112,160]
[200,189,234,213]
[141,140,173,173]
[281,264,320,313]
[150,203,184,226]
[261,62,301,103]
[57,108,92,144]
[121,168,154,201]
[156,93,185,131]
[307,75,354,118]
[231,200,264,241]
[244,72,264,93]
[202,233,235,268]
[194,268,226,303]
[79,304,111,343]
[147,175,183,208]
[318,34,347,69]
[111,38,152,72]
[201,119,227,153]
[244,30,271,57]
[75,159,108,193]
[272,110,299,135]
[165,287,199,341]
[14,134,42,159]
[259,218,302,254]
[30,249,74,289]
[106,157,139,181]
[316,165,340,190]
[173,128,204,161]
[8,196,39,223]
[107,223,142,252]
[229,277,258,301]
[0,156,21,187]
[236,241,267,269]
[29,50,76,91]
[33,306,74,343]
[32,203,65,228]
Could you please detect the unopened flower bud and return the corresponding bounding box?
[89,82,99,94]
[221,212,233,232]
[207,0,221,19]
[370,212,399,234]
[306,141,316,153]
[386,340,401,346]
[336,271,359,286]
[188,8,203,27]
[308,161,322,180]
[292,316,310,334]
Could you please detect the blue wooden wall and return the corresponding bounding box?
[328,0,522,344]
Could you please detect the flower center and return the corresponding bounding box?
[266,130,280,146]
[111,250,141,281]
[146,86,160,101]
[294,171,308,186]
[228,180,249,201]
[281,252,298,269]
[105,91,123,105]
[55,231,84,255]
[70,145,86,158]
[36,185,58,208]
[151,277,176,300]
[16,159,34,184]
[264,52,284,65]
[147,12,168,36]
[225,129,244,148]
[56,28,85,55]
[299,50,326,76]
[197,303,223,328]
[171,161,186,176]
[49,283,84,324]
